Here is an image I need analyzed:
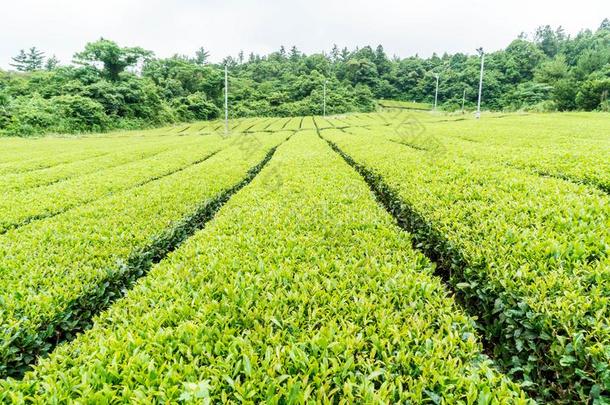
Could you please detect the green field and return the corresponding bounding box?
[0,111,609,403]
[377,100,433,111]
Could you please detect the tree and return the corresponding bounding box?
[574,48,610,79]
[51,95,109,132]
[4,20,610,137]
[74,39,153,81]
[9,50,28,71]
[576,77,610,110]
[222,56,238,69]
[175,92,220,120]
[289,46,301,62]
[374,45,391,76]
[534,54,569,84]
[0,87,11,128]
[503,39,546,81]
[340,47,350,62]
[330,44,340,63]
[143,56,222,101]
[534,25,566,57]
[45,55,60,71]
[10,47,45,71]
[28,48,45,70]
[345,59,379,87]
[553,79,578,110]
[194,47,210,65]
[504,82,553,108]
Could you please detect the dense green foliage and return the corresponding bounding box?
[0,112,607,402]
[1,19,609,136]
[321,112,610,402]
[1,131,529,403]
[0,139,221,232]
[0,130,286,378]
[405,113,610,193]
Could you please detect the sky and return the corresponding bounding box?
[1,0,608,69]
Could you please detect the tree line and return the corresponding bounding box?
[1,19,608,136]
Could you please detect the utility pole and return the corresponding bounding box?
[476,48,485,119]
[434,74,439,111]
[462,88,466,113]
[323,79,327,117]
[224,64,229,135]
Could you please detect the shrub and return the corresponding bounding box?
[50,95,110,133]
[5,94,58,136]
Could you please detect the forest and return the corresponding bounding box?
[0,19,608,136]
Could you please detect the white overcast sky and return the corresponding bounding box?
[1,0,608,69]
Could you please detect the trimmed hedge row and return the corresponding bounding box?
[0,147,109,175]
[0,136,225,233]
[0,135,203,192]
[355,112,610,195]
[322,127,610,402]
[0,132,288,378]
[2,131,529,403]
